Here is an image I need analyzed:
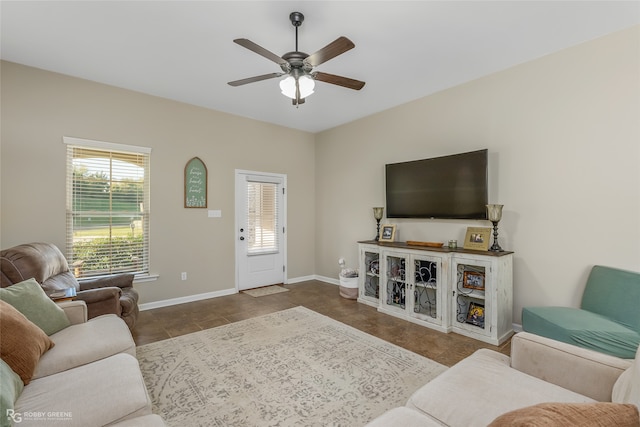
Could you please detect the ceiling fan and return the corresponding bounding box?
[227,12,365,106]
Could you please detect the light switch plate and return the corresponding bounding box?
[208,210,222,218]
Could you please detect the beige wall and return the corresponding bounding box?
[315,26,640,324]
[1,61,316,304]
[2,26,638,323]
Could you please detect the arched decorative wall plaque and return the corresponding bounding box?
[184,157,207,208]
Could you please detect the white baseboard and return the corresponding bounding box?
[286,275,316,284]
[139,288,237,311]
[287,275,339,285]
[314,275,339,285]
[140,275,341,311]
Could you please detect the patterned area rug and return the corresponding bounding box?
[137,306,447,427]
[242,285,290,297]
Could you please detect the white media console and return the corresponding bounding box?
[358,240,514,345]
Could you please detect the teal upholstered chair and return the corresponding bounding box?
[522,265,640,359]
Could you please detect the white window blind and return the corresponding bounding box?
[247,181,278,255]
[65,138,151,278]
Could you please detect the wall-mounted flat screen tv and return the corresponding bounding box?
[385,149,488,219]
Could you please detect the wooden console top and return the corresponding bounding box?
[358,240,514,257]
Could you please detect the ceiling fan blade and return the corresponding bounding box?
[313,72,365,90]
[304,37,355,68]
[227,73,283,87]
[233,38,289,68]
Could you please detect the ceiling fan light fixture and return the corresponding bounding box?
[279,74,315,99]
[279,75,296,98]
[298,74,315,98]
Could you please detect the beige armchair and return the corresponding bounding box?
[0,242,139,329]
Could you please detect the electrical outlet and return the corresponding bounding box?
[181,272,187,281]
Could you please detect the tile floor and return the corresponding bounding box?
[132,280,511,367]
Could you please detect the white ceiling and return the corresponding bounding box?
[2,1,639,133]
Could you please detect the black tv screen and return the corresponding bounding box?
[385,149,488,219]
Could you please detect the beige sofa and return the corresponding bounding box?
[9,300,165,427]
[367,332,640,426]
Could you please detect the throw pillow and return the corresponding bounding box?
[0,300,55,384]
[612,344,640,409]
[0,278,70,335]
[488,402,639,427]
[0,359,24,425]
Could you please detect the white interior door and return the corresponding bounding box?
[235,170,286,291]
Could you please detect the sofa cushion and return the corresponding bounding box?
[613,344,640,408]
[0,300,54,385]
[488,402,639,427]
[0,278,70,335]
[522,306,640,359]
[406,349,595,427]
[16,353,152,426]
[42,270,81,292]
[0,359,24,425]
[581,265,640,332]
[33,314,136,379]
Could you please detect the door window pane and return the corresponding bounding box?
[247,182,278,254]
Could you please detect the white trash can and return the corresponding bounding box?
[339,273,358,300]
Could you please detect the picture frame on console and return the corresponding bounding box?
[379,224,396,242]
[463,271,485,291]
[463,227,491,251]
[466,302,485,327]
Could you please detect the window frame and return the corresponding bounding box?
[64,136,152,280]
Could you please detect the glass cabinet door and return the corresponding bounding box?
[385,254,407,310]
[363,251,380,300]
[413,258,439,321]
[453,259,490,336]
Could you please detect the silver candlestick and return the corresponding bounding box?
[373,207,384,241]
[487,204,504,252]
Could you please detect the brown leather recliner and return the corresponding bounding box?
[0,242,139,330]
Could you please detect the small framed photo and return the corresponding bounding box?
[379,224,397,242]
[466,302,485,327]
[463,271,485,291]
[463,227,491,251]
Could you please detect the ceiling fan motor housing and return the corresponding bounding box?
[282,51,310,70]
[289,12,304,27]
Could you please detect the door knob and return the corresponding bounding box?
[240,236,245,241]
[240,228,244,232]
